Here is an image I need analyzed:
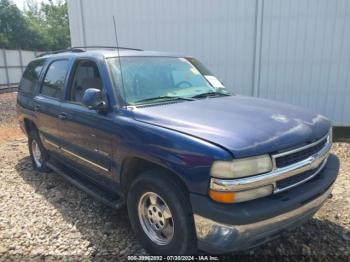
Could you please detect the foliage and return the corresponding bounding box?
[0,0,70,51]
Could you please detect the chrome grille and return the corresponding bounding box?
[275,159,327,192]
[277,170,314,188]
[275,138,327,168]
[272,131,331,193]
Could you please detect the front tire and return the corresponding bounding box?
[127,169,197,255]
[28,130,49,172]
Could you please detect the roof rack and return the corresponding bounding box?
[36,46,143,58]
[36,48,84,57]
[71,46,143,51]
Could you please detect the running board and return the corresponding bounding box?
[47,161,124,209]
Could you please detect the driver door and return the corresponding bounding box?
[58,59,113,183]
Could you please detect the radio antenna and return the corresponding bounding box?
[112,15,127,104]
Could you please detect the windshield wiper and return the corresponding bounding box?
[133,95,195,104]
[191,91,230,99]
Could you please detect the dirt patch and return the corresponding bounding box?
[0,126,25,143]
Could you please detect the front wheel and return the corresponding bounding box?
[127,169,197,255]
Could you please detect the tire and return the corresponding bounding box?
[127,169,197,255]
[28,130,50,172]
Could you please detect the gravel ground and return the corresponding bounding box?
[0,93,23,143]
[0,92,349,261]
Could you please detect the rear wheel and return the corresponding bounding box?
[127,169,197,255]
[28,130,49,172]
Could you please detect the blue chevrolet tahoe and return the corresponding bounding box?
[17,47,339,255]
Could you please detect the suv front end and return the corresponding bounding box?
[191,129,339,253]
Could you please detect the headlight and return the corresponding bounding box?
[210,155,273,179]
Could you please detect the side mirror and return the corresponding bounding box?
[81,88,107,111]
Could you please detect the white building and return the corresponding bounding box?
[67,0,350,126]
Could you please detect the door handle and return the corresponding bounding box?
[58,112,68,120]
[34,105,40,111]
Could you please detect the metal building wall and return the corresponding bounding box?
[258,0,350,125]
[67,0,350,126]
[0,49,40,91]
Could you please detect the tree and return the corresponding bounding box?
[25,0,71,50]
[0,0,70,50]
[0,0,39,49]
[40,0,71,50]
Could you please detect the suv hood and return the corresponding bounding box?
[132,96,330,157]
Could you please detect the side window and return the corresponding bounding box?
[19,60,45,94]
[41,60,69,99]
[70,60,102,103]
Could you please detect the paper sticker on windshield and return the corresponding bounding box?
[191,67,200,75]
[205,75,224,88]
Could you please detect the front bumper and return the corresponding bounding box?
[191,154,339,254]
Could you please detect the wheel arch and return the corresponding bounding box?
[23,118,39,135]
[120,156,189,198]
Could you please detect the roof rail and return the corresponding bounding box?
[71,46,143,51]
[36,46,143,57]
[36,47,84,57]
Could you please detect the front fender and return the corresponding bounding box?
[114,115,233,195]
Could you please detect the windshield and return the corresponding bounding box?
[107,56,229,105]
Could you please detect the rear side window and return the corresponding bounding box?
[19,60,45,94]
[41,60,69,99]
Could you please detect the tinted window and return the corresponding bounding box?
[41,60,69,99]
[19,60,45,94]
[70,60,102,102]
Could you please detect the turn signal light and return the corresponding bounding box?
[209,190,236,203]
[209,184,273,203]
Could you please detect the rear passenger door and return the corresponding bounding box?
[58,59,113,184]
[33,59,70,153]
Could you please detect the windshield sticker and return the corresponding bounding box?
[205,75,224,88]
[191,67,200,75]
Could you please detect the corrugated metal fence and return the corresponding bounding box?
[67,0,350,125]
[0,49,40,92]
